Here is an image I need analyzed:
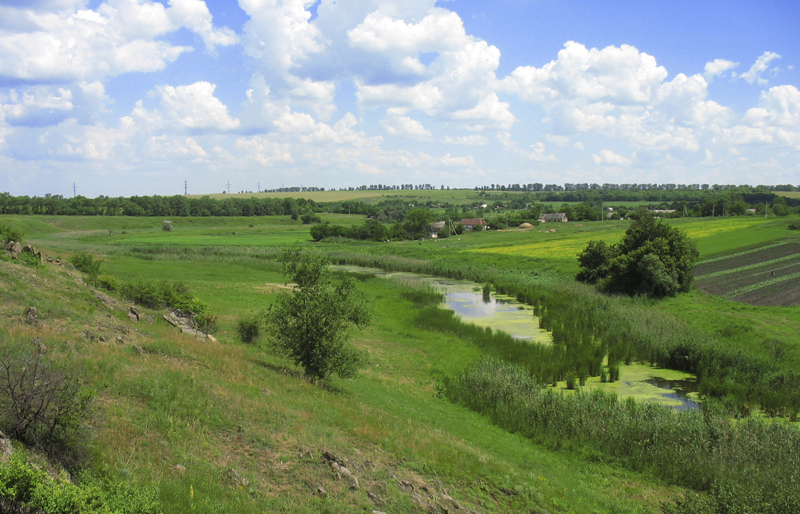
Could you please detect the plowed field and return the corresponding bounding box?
[695,241,800,306]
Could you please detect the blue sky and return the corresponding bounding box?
[1,0,798,197]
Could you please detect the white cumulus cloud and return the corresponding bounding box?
[593,149,632,166]
[156,82,240,131]
[737,51,781,85]
[382,109,433,140]
[703,58,738,81]
[0,0,235,83]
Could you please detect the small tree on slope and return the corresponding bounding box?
[265,248,371,381]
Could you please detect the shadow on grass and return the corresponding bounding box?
[251,358,346,394]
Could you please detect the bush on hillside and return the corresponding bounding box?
[69,252,102,286]
[0,452,161,514]
[0,222,24,244]
[0,342,94,470]
[237,314,261,344]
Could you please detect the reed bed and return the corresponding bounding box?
[443,359,800,513]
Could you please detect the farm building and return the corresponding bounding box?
[538,213,568,223]
[459,218,489,231]
[429,221,446,237]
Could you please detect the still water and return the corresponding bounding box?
[336,265,701,410]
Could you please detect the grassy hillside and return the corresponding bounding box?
[0,254,678,513]
[2,212,800,513]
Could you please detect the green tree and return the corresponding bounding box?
[576,209,698,298]
[265,248,371,381]
[403,208,435,238]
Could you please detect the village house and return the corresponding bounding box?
[459,218,490,231]
[537,213,568,223]
[429,221,446,238]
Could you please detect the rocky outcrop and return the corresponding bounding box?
[26,306,38,325]
[6,241,21,259]
[163,308,218,342]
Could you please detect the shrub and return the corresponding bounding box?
[300,213,321,224]
[236,314,261,344]
[0,222,23,244]
[69,252,102,286]
[0,452,161,514]
[162,220,173,231]
[97,275,120,291]
[195,312,218,335]
[788,220,800,230]
[0,342,94,470]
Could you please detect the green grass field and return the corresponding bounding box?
[3,211,800,513]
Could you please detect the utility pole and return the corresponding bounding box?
[73,183,76,197]
[765,202,769,219]
[227,180,231,194]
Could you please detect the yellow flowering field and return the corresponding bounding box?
[469,216,782,261]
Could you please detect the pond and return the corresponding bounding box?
[335,264,701,411]
[556,363,701,411]
[334,265,551,342]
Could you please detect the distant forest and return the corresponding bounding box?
[0,184,797,218]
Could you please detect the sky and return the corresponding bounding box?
[0,0,798,197]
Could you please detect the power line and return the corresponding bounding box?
[184,180,188,196]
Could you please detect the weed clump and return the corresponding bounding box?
[237,314,261,344]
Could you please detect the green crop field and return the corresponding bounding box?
[2,210,800,513]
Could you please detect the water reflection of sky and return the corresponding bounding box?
[335,265,700,410]
[333,265,551,342]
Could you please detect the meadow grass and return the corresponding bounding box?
[6,212,800,513]
[0,246,679,513]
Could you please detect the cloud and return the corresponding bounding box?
[451,93,515,130]
[592,149,632,166]
[437,152,476,166]
[239,0,325,76]
[382,109,433,140]
[727,85,800,148]
[545,134,570,146]
[500,42,740,155]
[737,51,781,85]
[0,0,236,83]
[167,0,238,51]
[2,86,73,126]
[156,82,240,131]
[346,7,504,126]
[703,59,738,81]
[356,81,443,111]
[501,41,667,104]
[442,134,488,145]
[348,8,466,53]
[528,142,556,162]
[234,135,293,166]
